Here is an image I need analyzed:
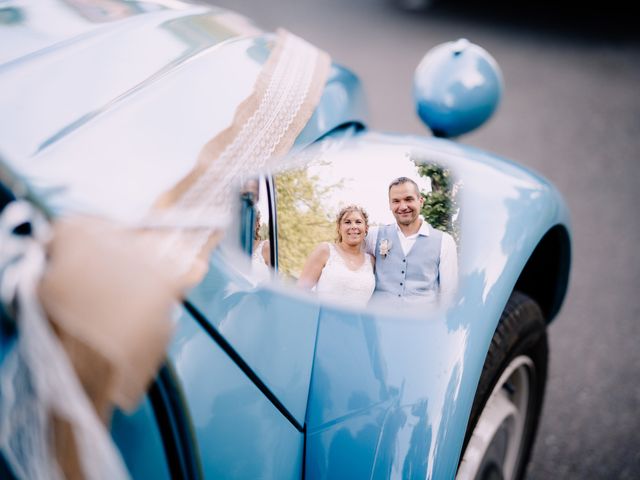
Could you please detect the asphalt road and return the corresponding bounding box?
[205,0,640,477]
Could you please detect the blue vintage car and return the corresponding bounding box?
[0,1,570,479]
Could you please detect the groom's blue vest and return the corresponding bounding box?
[372,223,442,302]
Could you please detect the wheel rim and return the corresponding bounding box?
[457,356,534,480]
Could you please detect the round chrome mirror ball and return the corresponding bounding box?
[413,38,503,138]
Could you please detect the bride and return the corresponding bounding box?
[297,205,375,307]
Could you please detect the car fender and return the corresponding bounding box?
[302,131,571,479]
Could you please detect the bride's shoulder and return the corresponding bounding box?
[310,242,332,261]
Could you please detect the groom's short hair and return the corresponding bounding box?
[388,177,420,196]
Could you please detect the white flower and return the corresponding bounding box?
[379,239,392,258]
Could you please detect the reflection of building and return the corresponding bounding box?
[62,0,145,22]
[64,0,261,43]
[1,0,260,67]
[0,0,150,65]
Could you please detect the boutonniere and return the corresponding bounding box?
[379,239,392,258]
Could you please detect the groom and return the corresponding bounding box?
[365,177,458,305]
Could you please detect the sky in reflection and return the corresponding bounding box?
[306,143,431,226]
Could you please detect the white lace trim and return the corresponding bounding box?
[141,31,327,276]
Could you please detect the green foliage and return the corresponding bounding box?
[275,168,336,278]
[416,162,459,240]
[422,191,452,231]
[418,163,451,192]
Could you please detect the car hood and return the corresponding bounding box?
[0,0,366,222]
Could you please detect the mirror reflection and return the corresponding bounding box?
[240,176,273,283]
[248,136,461,310]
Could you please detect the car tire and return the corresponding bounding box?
[456,291,548,480]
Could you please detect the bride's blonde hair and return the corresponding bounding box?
[335,204,369,243]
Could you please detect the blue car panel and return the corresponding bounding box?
[294,64,368,149]
[170,307,304,479]
[187,248,320,427]
[111,397,172,480]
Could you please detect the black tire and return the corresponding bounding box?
[457,291,548,480]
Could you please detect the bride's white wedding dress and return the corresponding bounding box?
[316,243,375,307]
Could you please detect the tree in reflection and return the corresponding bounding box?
[275,167,336,278]
[416,162,460,242]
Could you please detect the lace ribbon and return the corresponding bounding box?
[141,29,330,283]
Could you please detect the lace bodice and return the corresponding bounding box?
[316,243,375,307]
